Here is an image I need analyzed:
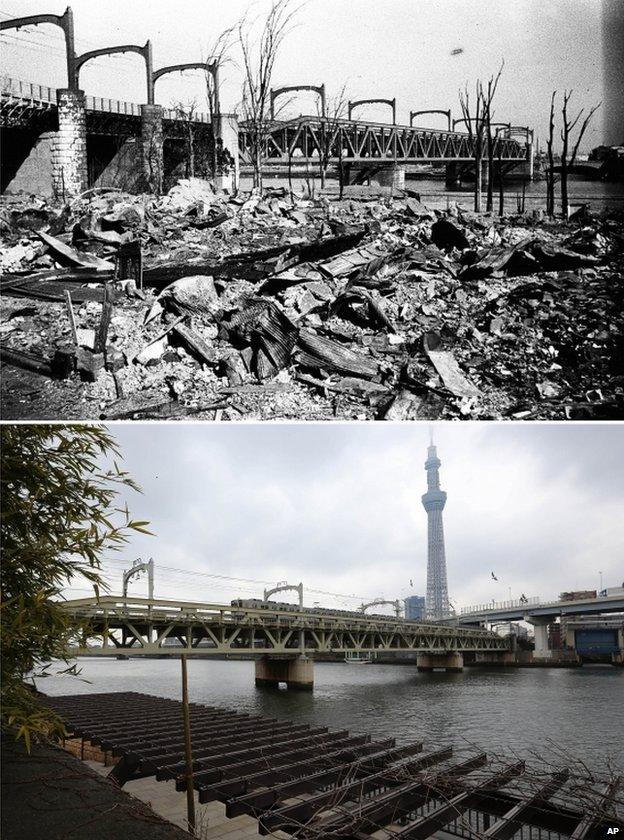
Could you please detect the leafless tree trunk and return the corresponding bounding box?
[238,0,301,190]
[497,147,505,216]
[459,62,503,214]
[317,84,347,193]
[204,27,235,179]
[173,101,198,178]
[560,90,601,220]
[546,91,556,217]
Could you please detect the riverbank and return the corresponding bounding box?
[0,731,192,840]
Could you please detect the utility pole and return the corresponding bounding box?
[181,655,195,835]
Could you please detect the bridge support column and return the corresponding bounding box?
[613,627,624,666]
[141,104,164,194]
[255,656,314,690]
[375,164,405,191]
[530,619,551,662]
[53,89,88,200]
[417,652,463,672]
[213,113,239,193]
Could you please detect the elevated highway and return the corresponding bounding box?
[456,593,624,665]
[456,593,624,625]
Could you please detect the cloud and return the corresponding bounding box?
[65,423,624,614]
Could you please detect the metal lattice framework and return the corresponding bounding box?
[61,595,509,656]
[239,115,528,165]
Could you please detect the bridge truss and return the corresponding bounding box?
[62,595,509,656]
[239,115,529,166]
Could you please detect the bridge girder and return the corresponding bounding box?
[62,595,509,657]
[239,116,527,166]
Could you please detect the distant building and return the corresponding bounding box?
[405,595,426,620]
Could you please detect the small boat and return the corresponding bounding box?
[344,652,373,664]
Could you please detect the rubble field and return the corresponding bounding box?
[1,178,623,421]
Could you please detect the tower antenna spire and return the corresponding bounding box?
[422,440,450,620]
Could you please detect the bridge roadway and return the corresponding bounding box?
[456,593,624,625]
[62,595,510,687]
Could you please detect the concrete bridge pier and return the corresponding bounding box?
[255,656,314,690]
[529,618,551,662]
[140,104,164,194]
[417,652,463,672]
[53,89,88,199]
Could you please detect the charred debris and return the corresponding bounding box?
[1,179,623,420]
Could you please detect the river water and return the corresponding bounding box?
[40,658,624,773]
[241,173,624,214]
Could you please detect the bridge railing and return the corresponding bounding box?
[461,597,540,615]
[1,76,211,124]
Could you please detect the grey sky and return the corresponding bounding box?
[1,0,614,150]
[66,423,624,613]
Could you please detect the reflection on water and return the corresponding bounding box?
[240,174,624,213]
[40,658,624,771]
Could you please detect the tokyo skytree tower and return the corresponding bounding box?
[422,436,451,619]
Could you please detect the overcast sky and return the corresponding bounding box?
[65,423,624,613]
[1,0,618,149]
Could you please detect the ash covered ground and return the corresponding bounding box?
[1,179,623,421]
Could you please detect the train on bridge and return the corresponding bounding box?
[230,597,400,623]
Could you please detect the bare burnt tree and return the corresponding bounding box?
[546,90,557,217]
[459,62,504,214]
[458,83,485,212]
[546,90,600,219]
[482,61,504,212]
[238,0,301,190]
[172,99,198,178]
[203,26,236,179]
[316,84,348,193]
[560,90,601,219]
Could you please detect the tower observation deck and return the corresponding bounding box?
[422,441,451,619]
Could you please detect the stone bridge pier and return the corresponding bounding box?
[255,655,314,690]
[416,652,464,672]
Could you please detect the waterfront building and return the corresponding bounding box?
[404,595,426,620]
